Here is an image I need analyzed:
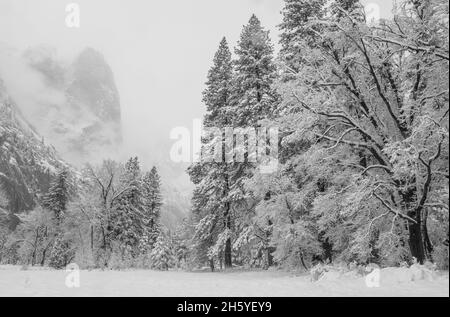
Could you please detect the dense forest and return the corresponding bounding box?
[0,0,448,272]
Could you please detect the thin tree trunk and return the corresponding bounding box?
[31,229,39,266]
[224,237,232,268]
[41,247,48,266]
[224,205,232,268]
[223,173,232,269]
[209,259,215,272]
[90,225,94,252]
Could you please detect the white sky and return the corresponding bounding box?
[0,0,394,171]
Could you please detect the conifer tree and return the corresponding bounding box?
[43,169,70,222]
[203,37,234,127]
[189,17,280,270]
[279,0,325,71]
[43,169,74,268]
[142,166,163,247]
[150,234,173,271]
[224,15,279,268]
[231,15,279,126]
[188,38,236,269]
[143,167,163,227]
[110,157,144,256]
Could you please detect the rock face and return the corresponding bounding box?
[23,46,122,165]
[0,79,68,221]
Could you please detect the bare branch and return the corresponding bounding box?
[369,36,449,61]
[417,136,445,211]
[326,128,359,149]
[374,193,417,224]
[362,165,392,176]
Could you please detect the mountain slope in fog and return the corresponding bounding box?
[0,79,68,221]
[1,46,189,228]
[23,46,122,165]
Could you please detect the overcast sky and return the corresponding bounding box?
[0,0,393,171]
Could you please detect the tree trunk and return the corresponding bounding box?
[31,229,39,266]
[300,251,308,271]
[422,209,433,259]
[224,238,232,268]
[41,248,47,266]
[90,225,94,252]
[223,196,232,268]
[209,259,215,272]
[263,219,274,270]
[31,247,37,266]
[323,238,333,264]
[407,208,432,264]
[408,218,426,264]
[263,248,274,270]
[402,187,431,264]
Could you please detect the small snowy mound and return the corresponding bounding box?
[318,270,342,282]
[310,263,359,282]
[310,262,437,286]
[380,265,436,284]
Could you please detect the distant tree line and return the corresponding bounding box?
[0,158,180,270]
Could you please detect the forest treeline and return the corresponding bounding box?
[186,0,449,271]
[0,159,175,270]
[0,0,448,271]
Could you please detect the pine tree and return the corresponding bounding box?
[231,14,279,126]
[279,0,325,71]
[203,37,234,127]
[121,157,142,207]
[224,15,279,268]
[141,166,163,248]
[150,234,173,271]
[43,169,70,222]
[110,157,144,257]
[189,17,280,270]
[188,38,235,269]
[142,167,163,228]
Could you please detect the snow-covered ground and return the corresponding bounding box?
[0,266,448,297]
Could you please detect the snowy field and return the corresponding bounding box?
[0,266,448,297]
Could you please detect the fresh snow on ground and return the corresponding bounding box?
[0,266,448,297]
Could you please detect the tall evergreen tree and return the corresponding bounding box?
[142,166,163,247]
[150,233,174,271]
[203,37,234,127]
[188,38,235,269]
[43,169,70,222]
[42,169,73,268]
[225,15,280,268]
[110,157,144,256]
[189,17,280,269]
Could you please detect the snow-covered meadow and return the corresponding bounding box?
[0,266,448,297]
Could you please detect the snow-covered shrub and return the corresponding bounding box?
[1,236,20,265]
[49,236,75,269]
[107,252,135,270]
[432,245,449,270]
[379,265,435,284]
[309,263,337,281]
